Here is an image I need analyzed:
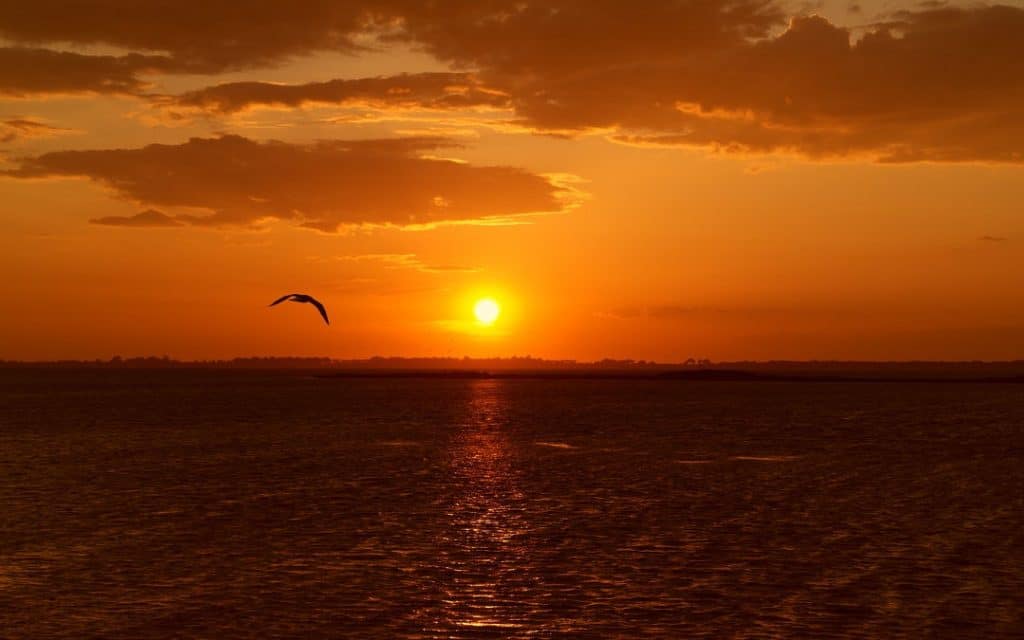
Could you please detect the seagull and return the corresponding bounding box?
[268,293,330,325]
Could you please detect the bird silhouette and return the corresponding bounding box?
[269,293,330,325]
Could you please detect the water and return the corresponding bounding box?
[1,370,1022,638]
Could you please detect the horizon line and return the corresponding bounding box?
[4,356,1024,367]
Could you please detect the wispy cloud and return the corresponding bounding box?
[332,253,480,274]
[89,208,183,228]
[0,117,74,144]
[160,72,509,116]
[596,304,811,320]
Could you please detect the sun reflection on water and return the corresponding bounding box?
[432,379,535,636]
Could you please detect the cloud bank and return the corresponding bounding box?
[2,2,1023,162]
[6,135,566,231]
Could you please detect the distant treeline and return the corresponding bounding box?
[0,355,682,370]
[4,356,1024,380]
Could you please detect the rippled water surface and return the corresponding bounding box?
[2,370,1023,638]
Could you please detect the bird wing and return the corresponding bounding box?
[309,297,330,325]
[269,294,299,307]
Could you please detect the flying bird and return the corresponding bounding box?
[269,293,330,325]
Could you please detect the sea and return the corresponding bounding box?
[1,370,1022,638]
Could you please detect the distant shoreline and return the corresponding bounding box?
[314,369,1024,383]
[4,363,1024,383]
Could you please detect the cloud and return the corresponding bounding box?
[0,1,781,99]
[0,3,368,72]
[335,253,479,273]
[4,2,1024,162]
[660,8,1024,162]
[0,117,71,143]
[392,2,1024,162]
[0,4,371,96]
[0,47,172,96]
[389,1,783,76]
[90,208,183,227]
[4,134,567,231]
[597,304,801,320]
[167,72,509,115]
[979,235,1008,243]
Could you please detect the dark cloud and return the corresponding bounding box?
[658,8,1024,162]
[0,3,375,95]
[451,5,1024,162]
[90,209,183,227]
[388,0,782,75]
[3,2,1024,162]
[0,3,369,72]
[6,135,566,231]
[169,72,509,114]
[0,1,784,97]
[0,47,172,96]
[0,1,781,70]
[389,3,1024,162]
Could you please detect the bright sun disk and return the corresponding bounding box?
[474,298,500,325]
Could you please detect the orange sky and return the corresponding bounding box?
[2,1,1024,361]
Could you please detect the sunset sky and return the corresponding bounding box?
[2,0,1023,361]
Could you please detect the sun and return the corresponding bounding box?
[473,298,501,325]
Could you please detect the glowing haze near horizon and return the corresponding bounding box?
[1,0,1023,362]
